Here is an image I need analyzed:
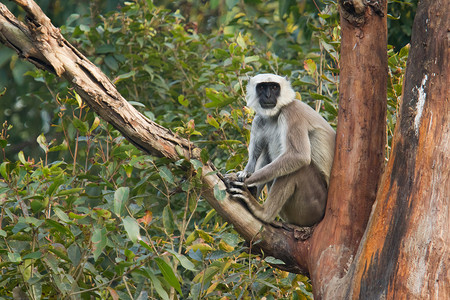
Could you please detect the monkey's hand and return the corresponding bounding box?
[236,170,252,182]
[224,177,267,218]
[224,172,257,198]
[224,173,246,194]
[224,173,253,202]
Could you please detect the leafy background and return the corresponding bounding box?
[0,0,415,299]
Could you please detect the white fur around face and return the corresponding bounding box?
[246,74,296,116]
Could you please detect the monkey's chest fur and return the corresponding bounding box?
[256,117,284,163]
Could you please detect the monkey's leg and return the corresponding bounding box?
[253,175,295,223]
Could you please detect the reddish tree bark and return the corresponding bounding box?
[300,0,388,298]
[345,0,449,298]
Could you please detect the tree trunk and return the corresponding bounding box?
[345,0,450,298]
[307,1,388,298]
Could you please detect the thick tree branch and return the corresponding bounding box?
[0,0,308,273]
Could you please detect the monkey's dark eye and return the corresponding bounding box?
[271,84,279,90]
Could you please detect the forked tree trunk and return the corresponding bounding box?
[344,0,449,298]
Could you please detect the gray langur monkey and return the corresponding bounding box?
[228,74,336,227]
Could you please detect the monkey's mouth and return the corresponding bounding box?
[260,99,277,109]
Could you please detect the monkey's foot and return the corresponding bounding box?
[282,223,315,241]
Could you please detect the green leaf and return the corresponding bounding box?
[236,32,246,48]
[387,13,401,20]
[53,207,70,223]
[264,256,285,265]
[68,244,81,265]
[162,205,175,234]
[75,92,83,108]
[18,151,26,164]
[114,70,136,83]
[0,162,9,179]
[148,270,170,300]
[226,154,244,170]
[200,148,209,164]
[104,55,119,71]
[114,187,129,217]
[196,229,214,243]
[206,114,220,129]
[66,13,80,25]
[8,252,21,263]
[48,247,70,262]
[202,209,216,225]
[128,101,145,107]
[47,177,64,196]
[92,227,107,261]
[204,88,234,108]
[72,117,89,134]
[22,251,41,260]
[48,140,68,153]
[190,159,203,171]
[178,95,189,107]
[166,249,197,271]
[221,232,240,247]
[155,257,182,294]
[244,55,260,63]
[122,216,141,243]
[304,58,317,76]
[36,134,48,153]
[12,222,29,234]
[159,166,174,184]
[279,0,290,19]
[68,212,87,220]
[90,117,101,133]
[56,187,84,196]
[30,200,44,213]
[226,0,239,11]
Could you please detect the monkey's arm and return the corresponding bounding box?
[245,126,311,187]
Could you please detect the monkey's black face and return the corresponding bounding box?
[256,82,280,109]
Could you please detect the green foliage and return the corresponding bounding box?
[386,43,409,159]
[387,0,418,50]
[0,0,413,298]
